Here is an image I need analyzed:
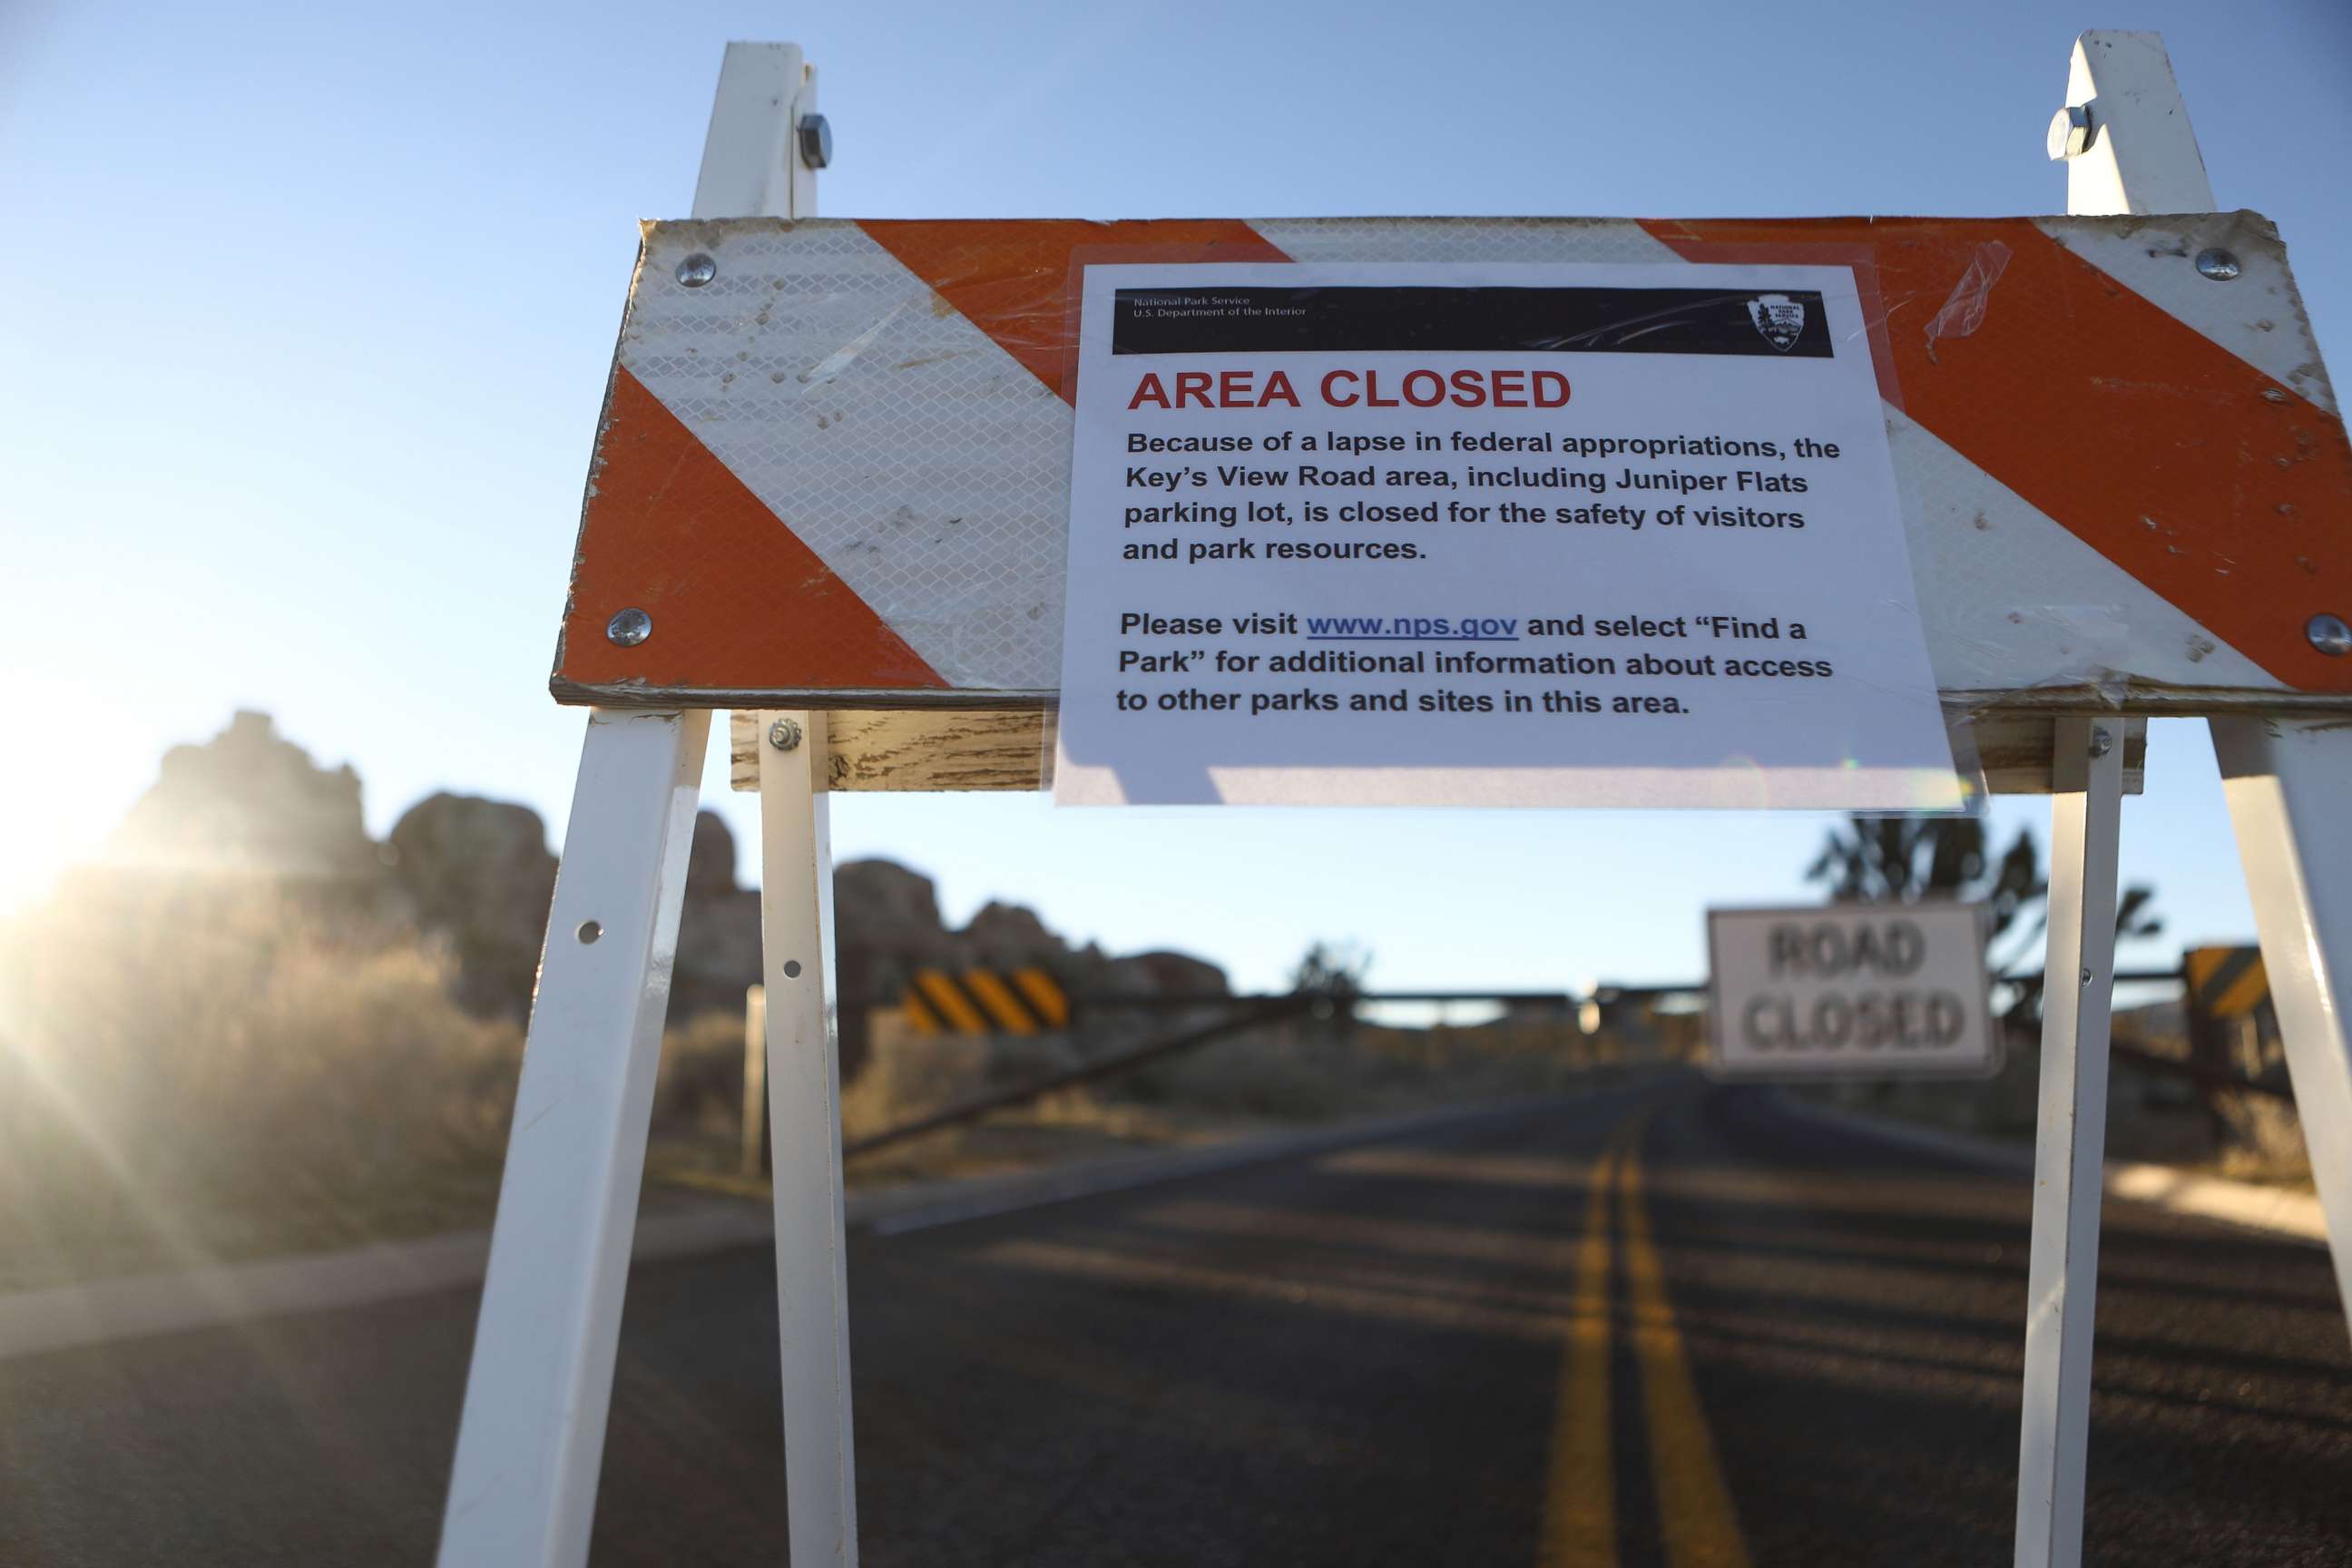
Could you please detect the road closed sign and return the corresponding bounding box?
[1706,903,1996,1078]
[1049,260,1966,809]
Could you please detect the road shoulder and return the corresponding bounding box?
[1768,1090,2328,1244]
[0,1091,1604,1362]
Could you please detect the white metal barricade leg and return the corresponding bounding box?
[758,712,859,1564]
[2055,24,2352,1328]
[691,42,819,229]
[2018,42,2193,1561]
[691,39,860,1567]
[437,43,831,1565]
[2213,716,2352,1326]
[437,709,710,1567]
[2052,31,2214,218]
[2014,717,2125,1568]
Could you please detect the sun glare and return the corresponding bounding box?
[0,712,148,916]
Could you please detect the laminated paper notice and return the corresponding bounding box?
[1050,261,1965,809]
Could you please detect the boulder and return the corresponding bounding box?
[961,900,1065,973]
[673,812,761,1022]
[87,711,1239,1068]
[387,793,558,1020]
[831,858,960,1075]
[1099,949,1230,1001]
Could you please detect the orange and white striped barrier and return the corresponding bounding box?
[555,212,2347,717]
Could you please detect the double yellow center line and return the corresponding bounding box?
[1543,1112,1749,1568]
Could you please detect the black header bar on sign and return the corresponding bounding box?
[1110,285,1833,359]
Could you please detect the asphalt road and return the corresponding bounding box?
[5,1078,2349,1565]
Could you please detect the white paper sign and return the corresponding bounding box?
[1706,904,1998,1078]
[1051,261,1964,808]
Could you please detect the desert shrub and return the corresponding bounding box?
[1120,1025,1353,1120]
[840,1030,991,1142]
[0,881,523,1229]
[654,1008,747,1138]
[1116,1015,1591,1119]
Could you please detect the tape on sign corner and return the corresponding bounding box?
[1633,228,1908,411]
[1985,604,2135,707]
[2043,603,2131,702]
[1921,240,2015,366]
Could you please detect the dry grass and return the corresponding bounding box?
[0,882,523,1285]
[0,887,1611,1286]
[654,1008,750,1141]
[1122,1015,1599,1119]
[814,1010,1604,1187]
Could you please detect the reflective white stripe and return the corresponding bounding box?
[2034,217,2337,416]
[628,222,1072,691]
[1886,406,2274,694]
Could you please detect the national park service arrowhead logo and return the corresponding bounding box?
[1747,294,1806,353]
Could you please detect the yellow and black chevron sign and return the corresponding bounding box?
[902,967,1070,1037]
[2184,945,2269,1022]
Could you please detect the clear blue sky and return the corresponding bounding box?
[5,1,2347,993]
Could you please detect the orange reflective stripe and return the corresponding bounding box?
[555,368,948,697]
[858,220,1290,403]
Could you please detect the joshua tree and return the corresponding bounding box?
[1804,815,2160,1017]
[1290,940,1371,1001]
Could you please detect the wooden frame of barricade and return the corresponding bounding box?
[435,34,2352,1568]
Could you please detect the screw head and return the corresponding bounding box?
[797,113,832,171]
[2081,968,2093,987]
[2309,612,2352,657]
[605,607,652,647]
[675,253,718,288]
[2088,727,2114,759]
[767,717,804,752]
[2046,103,2095,161]
[2194,248,2241,281]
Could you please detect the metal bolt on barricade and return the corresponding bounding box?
[797,113,832,170]
[605,607,652,646]
[2046,103,2095,160]
[2088,727,2113,759]
[2308,612,2352,657]
[767,717,803,751]
[2195,248,2241,280]
[676,253,718,287]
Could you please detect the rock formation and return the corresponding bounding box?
[673,811,762,1023]
[385,794,559,1021]
[83,711,1233,1055]
[106,710,379,882]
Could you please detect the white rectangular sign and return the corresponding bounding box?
[1049,261,1965,808]
[1706,903,1997,1078]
